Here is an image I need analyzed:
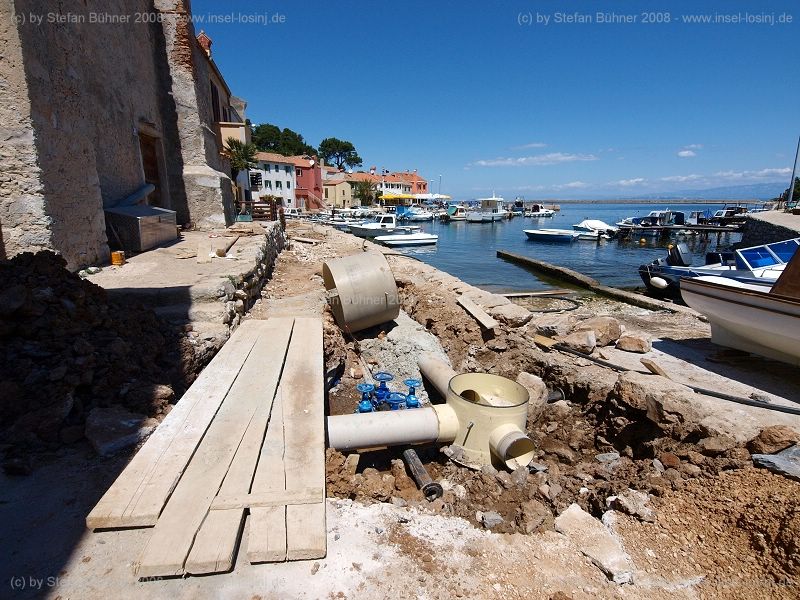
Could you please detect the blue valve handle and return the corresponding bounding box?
[373,372,394,404]
[387,392,407,411]
[355,383,376,413]
[403,378,422,409]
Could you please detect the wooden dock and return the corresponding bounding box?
[86,318,326,577]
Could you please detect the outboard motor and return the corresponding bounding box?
[667,243,691,267]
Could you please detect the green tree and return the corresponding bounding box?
[352,179,378,206]
[318,137,363,169]
[778,176,800,207]
[224,138,257,181]
[251,123,281,152]
[278,128,315,156]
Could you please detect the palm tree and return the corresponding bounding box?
[224,137,257,181]
[353,179,378,206]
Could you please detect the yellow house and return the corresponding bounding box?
[323,179,353,208]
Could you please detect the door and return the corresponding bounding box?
[138,133,164,207]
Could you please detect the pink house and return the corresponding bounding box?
[289,155,325,211]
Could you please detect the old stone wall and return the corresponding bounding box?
[738,213,800,248]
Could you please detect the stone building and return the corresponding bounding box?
[0,0,243,269]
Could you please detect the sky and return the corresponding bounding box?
[192,0,800,200]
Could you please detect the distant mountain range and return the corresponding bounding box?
[627,182,786,201]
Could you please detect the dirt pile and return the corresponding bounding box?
[0,251,194,460]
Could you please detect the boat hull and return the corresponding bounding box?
[680,277,800,365]
[524,229,578,242]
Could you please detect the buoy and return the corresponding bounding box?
[650,276,669,290]
[639,238,646,244]
[667,243,674,250]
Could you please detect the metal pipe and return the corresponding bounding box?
[402,448,443,501]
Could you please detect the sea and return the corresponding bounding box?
[394,202,743,292]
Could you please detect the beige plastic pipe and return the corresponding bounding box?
[326,406,458,450]
[322,252,400,333]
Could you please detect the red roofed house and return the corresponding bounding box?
[288,156,325,211]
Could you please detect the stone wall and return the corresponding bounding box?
[738,213,800,248]
[216,222,286,329]
[1,0,235,270]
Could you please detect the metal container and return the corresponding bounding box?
[104,205,178,252]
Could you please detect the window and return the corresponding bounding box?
[324,188,329,199]
[264,164,271,172]
[296,168,303,177]
[264,180,272,188]
[210,81,220,122]
[287,182,290,189]
[285,166,291,174]
[276,181,283,189]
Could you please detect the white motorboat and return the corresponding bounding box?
[402,206,434,222]
[526,204,555,218]
[573,219,618,238]
[348,214,418,238]
[444,204,468,221]
[680,262,800,365]
[524,229,580,242]
[639,237,798,297]
[466,194,509,222]
[374,232,438,247]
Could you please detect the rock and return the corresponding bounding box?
[612,371,700,439]
[595,452,620,464]
[0,284,27,316]
[72,338,95,356]
[3,456,33,476]
[84,406,157,456]
[59,425,85,444]
[520,500,552,533]
[511,466,529,487]
[747,426,800,455]
[529,461,548,473]
[652,458,665,473]
[532,314,577,338]
[606,489,655,522]
[496,470,514,489]
[481,511,504,528]
[554,503,634,584]
[487,303,532,327]
[480,464,498,477]
[572,316,622,347]
[615,333,652,353]
[698,435,736,456]
[540,437,576,464]
[390,459,417,494]
[751,445,800,481]
[659,452,681,469]
[559,329,596,354]
[516,371,548,425]
[680,463,702,477]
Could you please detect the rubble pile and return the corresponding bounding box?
[0,252,193,462]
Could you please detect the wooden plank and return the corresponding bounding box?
[210,488,323,511]
[290,236,319,244]
[247,389,289,563]
[457,296,499,330]
[533,334,559,349]
[135,319,294,578]
[184,319,295,574]
[86,322,263,529]
[282,318,327,561]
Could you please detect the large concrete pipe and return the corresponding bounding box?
[322,252,400,333]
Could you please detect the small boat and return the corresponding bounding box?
[525,203,555,218]
[444,204,468,221]
[680,247,800,365]
[397,206,435,222]
[466,194,509,222]
[573,219,618,238]
[374,232,438,247]
[348,214,418,238]
[524,228,580,242]
[639,237,799,296]
[616,209,686,237]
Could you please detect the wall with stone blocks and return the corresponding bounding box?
[738,215,800,248]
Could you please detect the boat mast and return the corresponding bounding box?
[786,134,800,209]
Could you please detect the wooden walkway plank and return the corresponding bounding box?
[247,389,289,563]
[86,322,264,529]
[282,318,327,560]
[184,319,294,574]
[135,319,294,578]
[457,296,499,330]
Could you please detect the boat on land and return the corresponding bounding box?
[466,194,509,222]
[348,214,419,238]
[524,228,580,242]
[573,219,618,238]
[639,238,799,297]
[443,204,468,221]
[680,246,800,365]
[374,232,439,247]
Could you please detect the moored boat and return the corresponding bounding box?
[374,232,438,247]
[466,194,509,222]
[524,228,580,242]
[573,219,618,238]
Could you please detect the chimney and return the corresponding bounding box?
[197,30,213,56]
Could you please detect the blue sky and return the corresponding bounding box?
[192,0,799,199]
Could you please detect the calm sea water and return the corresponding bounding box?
[396,203,742,292]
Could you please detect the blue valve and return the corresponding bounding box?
[404,378,422,409]
[372,372,394,406]
[355,383,376,413]
[386,392,407,411]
